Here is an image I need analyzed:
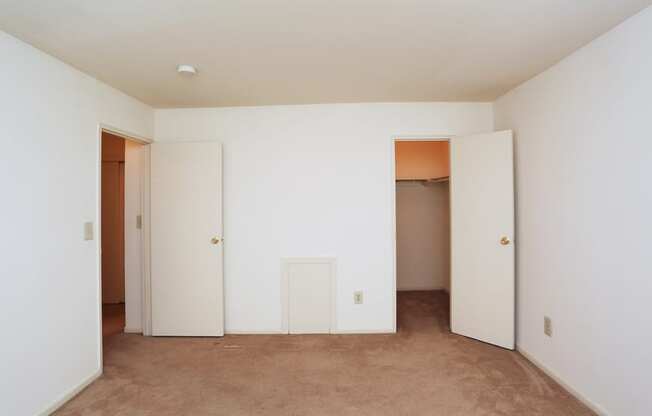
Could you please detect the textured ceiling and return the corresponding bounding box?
[1,0,650,107]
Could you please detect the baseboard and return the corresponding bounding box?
[225,329,396,335]
[225,330,286,335]
[38,368,102,416]
[330,328,395,334]
[517,346,608,416]
[123,327,142,334]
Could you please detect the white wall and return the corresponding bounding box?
[494,7,652,416]
[124,141,143,332]
[0,32,153,415]
[154,102,493,333]
[396,181,450,291]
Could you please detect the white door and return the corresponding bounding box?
[150,142,223,336]
[449,130,514,349]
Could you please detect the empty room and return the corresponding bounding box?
[1,1,651,415]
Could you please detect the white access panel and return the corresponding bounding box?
[282,258,335,334]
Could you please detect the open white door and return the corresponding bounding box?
[450,130,514,349]
[150,142,223,336]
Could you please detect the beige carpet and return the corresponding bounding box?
[57,291,593,415]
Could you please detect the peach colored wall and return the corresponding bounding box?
[101,132,125,304]
[395,141,449,180]
[102,132,125,162]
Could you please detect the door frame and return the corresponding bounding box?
[390,135,452,333]
[97,124,153,368]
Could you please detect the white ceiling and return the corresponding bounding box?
[1,1,650,108]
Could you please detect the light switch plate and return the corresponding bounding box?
[84,222,94,241]
[544,316,552,337]
[354,291,363,305]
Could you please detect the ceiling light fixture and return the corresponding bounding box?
[177,64,197,75]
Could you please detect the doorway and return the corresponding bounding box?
[393,131,516,349]
[394,140,451,332]
[100,130,147,346]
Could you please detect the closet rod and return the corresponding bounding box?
[396,176,449,184]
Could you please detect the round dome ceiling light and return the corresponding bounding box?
[177,64,198,75]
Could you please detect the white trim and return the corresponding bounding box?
[218,142,225,337]
[517,346,609,416]
[390,135,452,333]
[99,123,153,144]
[280,261,289,333]
[397,286,447,291]
[281,257,337,334]
[330,329,395,334]
[96,126,104,371]
[140,145,152,336]
[123,327,143,334]
[226,329,394,335]
[38,369,102,416]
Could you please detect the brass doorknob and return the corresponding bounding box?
[211,237,221,245]
[500,236,511,246]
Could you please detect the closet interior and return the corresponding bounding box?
[395,140,450,329]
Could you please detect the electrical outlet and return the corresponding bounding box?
[544,316,552,337]
[354,291,363,305]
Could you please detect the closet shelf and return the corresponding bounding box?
[396,176,449,184]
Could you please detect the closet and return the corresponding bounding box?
[394,132,515,349]
[395,141,450,293]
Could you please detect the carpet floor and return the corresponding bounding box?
[56,291,594,415]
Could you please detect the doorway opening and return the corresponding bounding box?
[393,131,515,349]
[100,130,147,350]
[394,139,450,333]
